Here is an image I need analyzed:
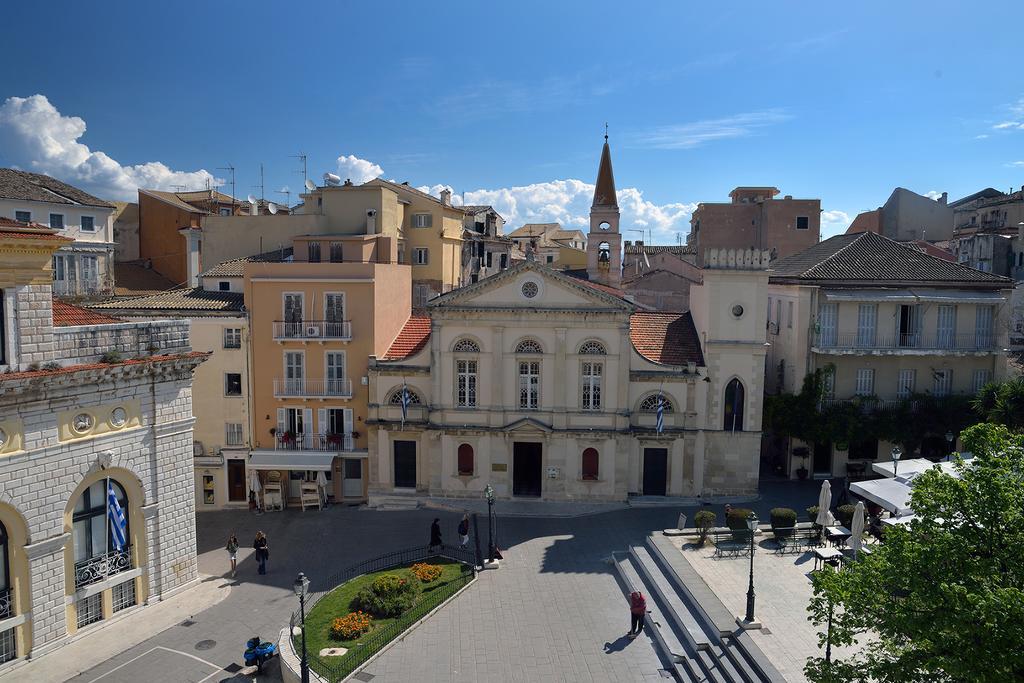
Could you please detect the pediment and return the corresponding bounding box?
[504,417,553,433]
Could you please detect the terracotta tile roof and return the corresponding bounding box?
[113,263,177,296]
[139,189,208,213]
[770,231,1010,285]
[382,316,431,360]
[52,299,122,326]
[562,270,637,305]
[88,287,244,312]
[630,312,704,366]
[0,351,209,382]
[199,247,293,277]
[0,216,70,238]
[0,168,114,208]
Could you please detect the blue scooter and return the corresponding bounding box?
[244,636,278,672]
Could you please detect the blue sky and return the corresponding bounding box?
[1,1,1022,240]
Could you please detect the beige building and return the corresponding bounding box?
[506,223,587,267]
[847,187,953,242]
[765,231,1013,478]
[621,242,701,311]
[459,205,514,284]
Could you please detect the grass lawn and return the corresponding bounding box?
[302,557,470,664]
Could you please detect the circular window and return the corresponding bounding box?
[521,281,539,299]
[110,407,127,427]
[73,413,94,433]
[0,428,6,448]
[731,304,744,318]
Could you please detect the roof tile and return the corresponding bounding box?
[630,312,704,366]
[382,316,431,360]
[0,168,114,208]
[52,299,122,326]
[87,287,244,312]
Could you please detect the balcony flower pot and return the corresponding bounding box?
[281,431,296,445]
[796,466,808,480]
[350,430,360,439]
[326,433,343,447]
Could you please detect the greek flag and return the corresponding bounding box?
[107,480,128,552]
[656,392,665,434]
[400,383,411,427]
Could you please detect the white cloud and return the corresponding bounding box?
[924,190,943,200]
[1006,161,1024,168]
[631,110,792,150]
[820,209,850,238]
[993,121,1024,130]
[989,96,1024,131]
[0,94,220,201]
[335,154,384,184]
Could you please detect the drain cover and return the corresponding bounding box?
[223,663,242,673]
[353,673,376,681]
[195,639,217,651]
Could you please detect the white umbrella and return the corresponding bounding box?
[248,469,262,494]
[816,480,834,527]
[849,500,866,558]
[316,470,329,506]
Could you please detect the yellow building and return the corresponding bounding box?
[244,233,411,506]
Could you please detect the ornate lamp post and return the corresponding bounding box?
[891,446,902,478]
[293,572,310,683]
[484,484,495,563]
[945,431,955,459]
[744,512,758,624]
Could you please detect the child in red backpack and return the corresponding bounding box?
[628,591,647,638]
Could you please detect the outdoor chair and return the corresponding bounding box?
[771,527,800,554]
[712,529,752,558]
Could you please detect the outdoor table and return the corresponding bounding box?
[813,547,843,571]
[825,526,852,548]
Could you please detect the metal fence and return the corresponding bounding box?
[290,542,478,682]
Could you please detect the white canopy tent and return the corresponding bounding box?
[872,455,973,479]
[850,478,914,516]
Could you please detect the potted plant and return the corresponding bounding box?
[280,430,296,445]
[726,507,755,544]
[694,510,716,546]
[770,507,797,542]
[793,446,810,480]
[326,432,343,447]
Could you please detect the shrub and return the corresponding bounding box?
[100,350,122,364]
[353,573,419,617]
[836,504,867,529]
[726,507,754,530]
[770,507,797,529]
[806,505,820,523]
[410,562,442,583]
[330,611,372,640]
[694,510,716,545]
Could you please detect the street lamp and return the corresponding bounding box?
[891,446,902,478]
[945,431,955,459]
[484,484,495,564]
[744,512,758,624]
[293,572,311,683]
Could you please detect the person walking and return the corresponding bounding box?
[457,514,470,548]
[226,534,239,577]
[628,591,647,638]
[429,518,442,552]
[253,531,269,575]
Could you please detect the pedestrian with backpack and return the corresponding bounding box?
[628,591,647,638]
[458,514,470,547]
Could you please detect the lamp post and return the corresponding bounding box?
[484,484,495,564]
[891,446,902,478]
[744,512,758,624]
[945,431,955,459]
[293,572,310,683]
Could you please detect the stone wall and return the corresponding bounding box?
[14,285,55,366]
[53,319,190,365]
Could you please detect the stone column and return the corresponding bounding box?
[492,326,504,426]
[24,533,70,658]
[553,328,566,427]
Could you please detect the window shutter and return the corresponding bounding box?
[343,409,354,435]
[303,408,313,437]
[318,408,327,435]
[277,408,286,435]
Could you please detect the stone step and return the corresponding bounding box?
[366,493,421,510]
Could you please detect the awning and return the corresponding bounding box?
[850,478,913,516]
[872,456,972,479]
[248,452,335,471]
[824,289,1006,304]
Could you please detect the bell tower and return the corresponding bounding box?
[587,129,622,287]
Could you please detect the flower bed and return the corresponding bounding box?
[410,562,443,583]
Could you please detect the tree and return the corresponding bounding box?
[804,423,1024,682]
[971,376,1024,431]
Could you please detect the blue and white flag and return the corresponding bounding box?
[400,383,411,427]
[656,391,665,434]
[107,480,128,552]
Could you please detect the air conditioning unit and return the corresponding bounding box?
[306,325,320,337]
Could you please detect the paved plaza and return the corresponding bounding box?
[29,478,827,683]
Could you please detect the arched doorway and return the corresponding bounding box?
[724,379,745,432]
[0,505,29,666]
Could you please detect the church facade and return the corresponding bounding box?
[364,139,769,502]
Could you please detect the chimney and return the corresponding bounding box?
[440,188,452,206]
[637,240,644,247]
[940,192,948,204]
[366,209,377,234]
[624,240,632,247]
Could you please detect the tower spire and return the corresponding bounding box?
[592,130,617,209]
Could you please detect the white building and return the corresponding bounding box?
[0,220,205,668]
[0,169,117,297]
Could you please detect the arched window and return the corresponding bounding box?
[578,340,606,355]
[388,387,422,405]
[452,338,480,353]
[515,339,543,354]
[457,444,474,476]
[73,479,131,586]
[724,379,745,431]
[581,448,599,481]
[639,394,674,412]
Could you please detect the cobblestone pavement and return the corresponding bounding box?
[60,478,828,683]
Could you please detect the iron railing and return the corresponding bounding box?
[0,588,11,620]
[74,546,132,589]
[53,279,107,297]
[814,332,997,352]
[275,432,354,451]
[819,397,918,413]
[273,378,353,398]
[273,321,352,340]
[291,544,477,683]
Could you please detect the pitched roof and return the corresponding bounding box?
[0,216,71,239]
[623,243,696,256]
[508,223,560,238]
[629,312,704,366]
[87,287,244,312]
[382,316,431,360]
[113,263,178,296]
[52,299,122,326]
[139,189,207,213]
[592,139,618,208]
[769,231,1010,285]
[0,168,114,208]
[199,247,294,277]
[364,179,467,213]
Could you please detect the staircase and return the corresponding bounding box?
[612,534,785,683]
[366,491,421,510]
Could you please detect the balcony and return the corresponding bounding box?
[275,432,354,451]
[0,588,10,620]
[274,378,353,398]
[819,397,915,413]
[813,332,998,354]
[273,320,352,341]
[53,278,108,298]
[74,547,133,590]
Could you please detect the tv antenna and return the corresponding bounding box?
[217,164,236,207]
[276,189,291,208]
[170,184,187,192]
[253,163,265,202]
[292,152,308,186]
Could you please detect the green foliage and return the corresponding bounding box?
[694,510,716,545]
[353,572,419,618]
[769,507,797,529]
[834,504,866,529]
[726,507,754,530]
[804,423,1024,682]
[100,350,122,364]
[806,505,819,523]
[972,377,1024,431]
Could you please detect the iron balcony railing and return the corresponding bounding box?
[273,378,353,398]
[275,432,354,451]
[74,546,132,590]
[273,320,352,340]
[819,397,916,413]
[814,332,997,352]
[0,588,10,620]
[53,279,108,297]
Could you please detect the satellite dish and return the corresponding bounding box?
[247,194,257,204]
[267,202,279,215]
[304,179,316,192]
